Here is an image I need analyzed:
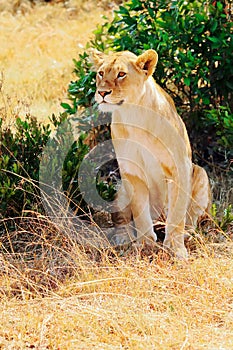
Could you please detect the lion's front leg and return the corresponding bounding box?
[110,179,135,246]
[163,180,190,259]
[163,218,188,259]
[124,174,157,244]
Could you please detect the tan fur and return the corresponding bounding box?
[90,49,211,259]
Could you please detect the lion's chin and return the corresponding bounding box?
[98,100,124,113]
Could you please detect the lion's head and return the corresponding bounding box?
[90,49,158,112]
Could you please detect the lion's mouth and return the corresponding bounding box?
[99,99,124,106]
[117,99,124,105]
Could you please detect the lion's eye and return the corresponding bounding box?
[117,72,126,79]
[98,71,104,78]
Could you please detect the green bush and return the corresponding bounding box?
[0,115,51,218]
[62,52,96,111]
[93,0,232,111]
[64,0,232,169]
[0,113,91,224]
[0,111,112,228]
[202,106,233,168]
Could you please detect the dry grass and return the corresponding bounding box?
[0,1,233,349]
[0,214,233,349]
[1,240,233,349]
[0,0,109,123]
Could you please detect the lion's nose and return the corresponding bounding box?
[98,90,112,98]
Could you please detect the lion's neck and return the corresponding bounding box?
[139,77,169,111]
[112,76,191,157]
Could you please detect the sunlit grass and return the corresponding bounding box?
[1,226,233,349]
[0,0,108,123]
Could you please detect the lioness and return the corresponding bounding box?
[90,49,211,259]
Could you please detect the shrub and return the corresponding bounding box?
[64,0,232,169]
[0,113,91,224]
[94,0,232,111]
[202,106,233,168]
[0,115,51,218]
[0,110,112,230]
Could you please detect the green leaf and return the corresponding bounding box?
[216,1,223,11]
[202,97,210,105]
[210,19,218,33]
[207,36,220,44]
[226,81,233,90]
[184,77,191,86]
[118,5,129,15]
[13,163,18,173]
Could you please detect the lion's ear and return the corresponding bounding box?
[135,49,158,77]
[88,49,105,71]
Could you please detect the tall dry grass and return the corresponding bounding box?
[1,220,233,349]
[0,1,233,349]
[1,203,233,349]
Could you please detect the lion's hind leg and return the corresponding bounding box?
[186,164,211,232]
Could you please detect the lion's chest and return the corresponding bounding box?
[111,104,192,189]
[111,106,181,176]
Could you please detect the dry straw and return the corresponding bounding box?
[0,0,107,123]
